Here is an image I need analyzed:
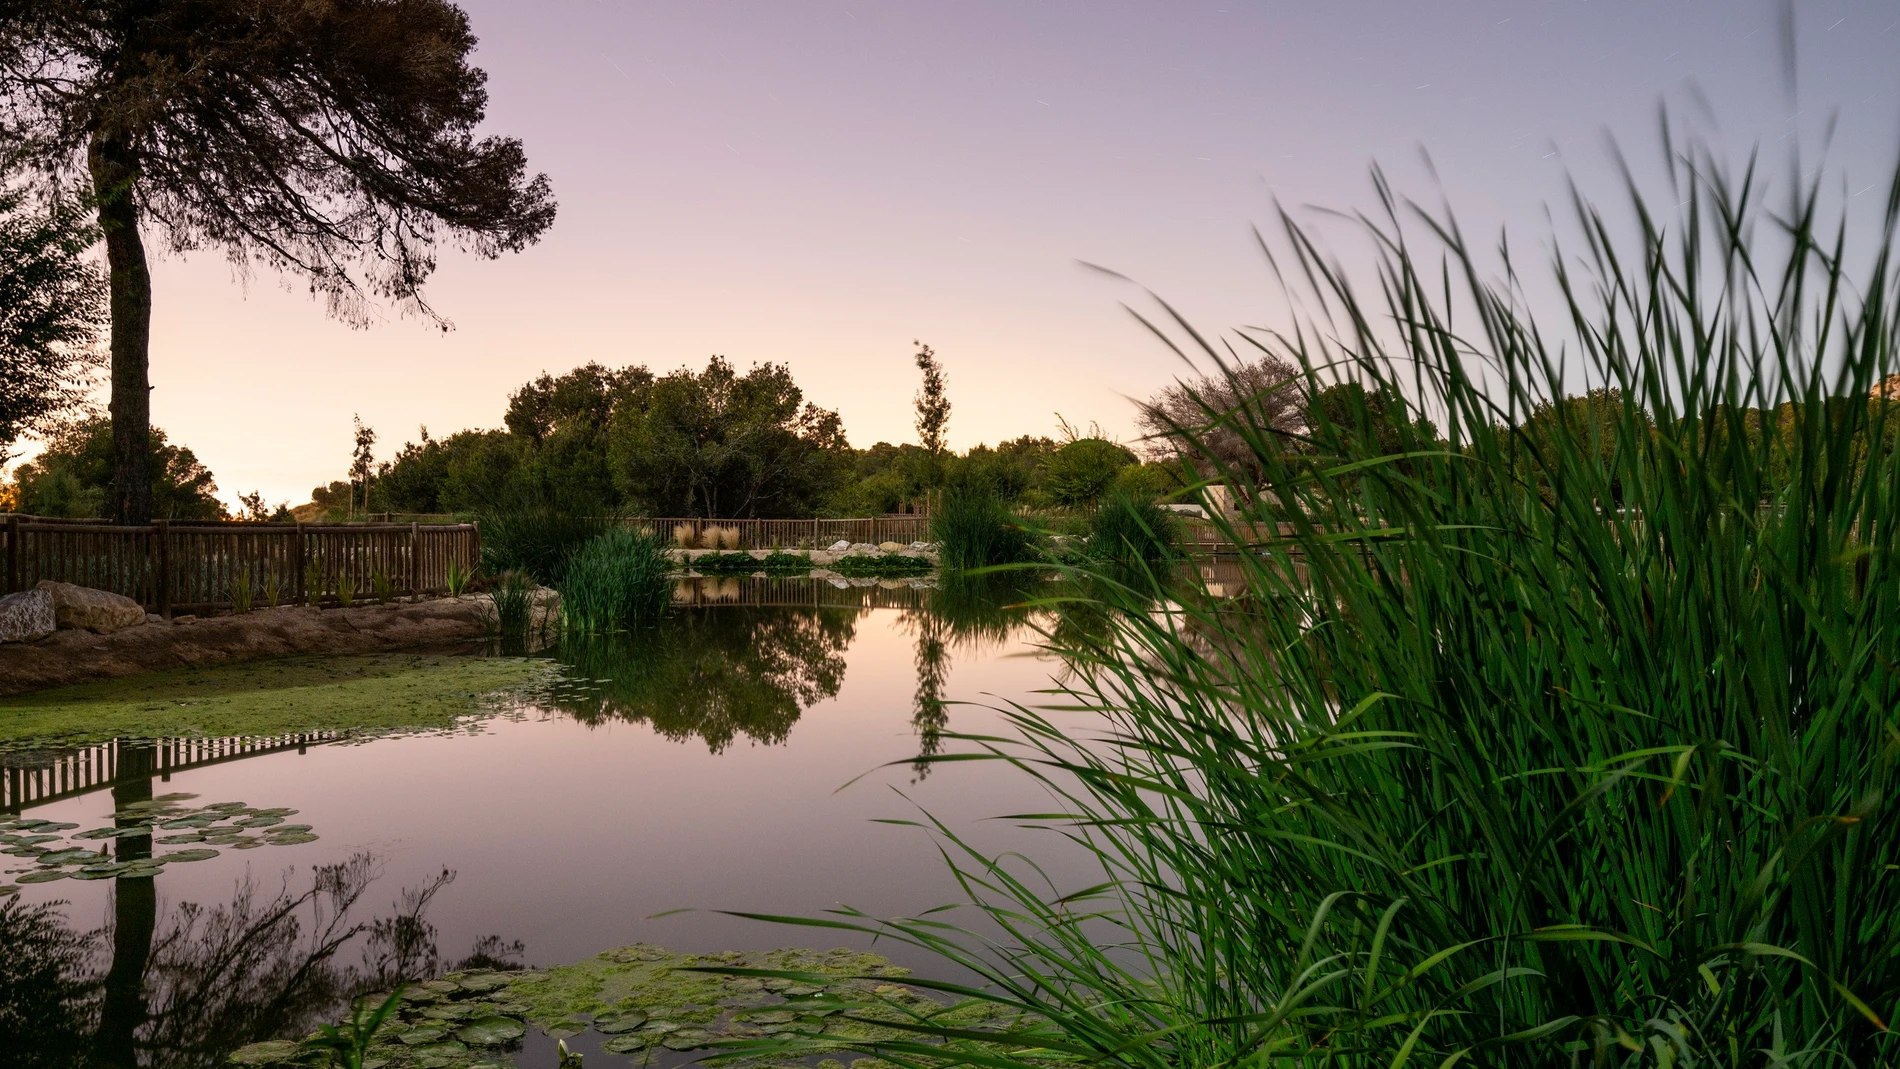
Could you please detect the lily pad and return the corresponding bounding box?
[0,885,18,896]
[270,824,314,834]
[161,848,220,862]
[238,815,284,828]
[398,1025,449,1045]
[70,868,124,880]
[662,1030,715,1050]
[420,979,462,995]
[73,828,121,840]
[229,1040,302,1066]
[406,1040,467,1059]
[205,801,251,812]
[13,834,58,845]
[267,833,319,845]
[595,1011,648,1033]
[156,832,204,844]
[602,1034,651,1053]
[37,848,104,866]
[455,973,512,994]
[456,1016,527,1046]
[36,822,77,832]
[16,870,67,884]
[232,839,267,850]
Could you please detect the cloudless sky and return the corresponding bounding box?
[62,0,1900,509]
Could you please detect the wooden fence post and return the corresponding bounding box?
[154,520,171,619]
[4,514,18,594]
[291,523,306,606]
[408,522,420,598]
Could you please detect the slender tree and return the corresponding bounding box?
[0,0,557,522]
[911,340,950,454]
[349,416,376,520]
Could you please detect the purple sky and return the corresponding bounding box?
[80,0,1900,508]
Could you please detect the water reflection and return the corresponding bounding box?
[0,853,511,1067]
[548,607,858,751]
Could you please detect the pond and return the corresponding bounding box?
[0,577,1102,1068]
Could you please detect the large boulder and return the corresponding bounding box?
[0,588,55,643]
[35,580,147,635]
[877,541,905,553]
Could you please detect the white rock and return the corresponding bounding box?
[877,541,904,553]
[828,540,851,552]
[35,580,147,634]
[848,542,879,554]
[0,588,55,643]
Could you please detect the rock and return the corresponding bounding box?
[806,551,835,566]
[908,541,931,550]
[173,614,197,625]
[828,540,851,552]
[877,541,904,553]
[34,581,147,635]
[848,542,878,555]
[145,613,165,625]
[0,589,56,643]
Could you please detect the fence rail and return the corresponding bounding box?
[1,515,479,616]
[645,515,933,550]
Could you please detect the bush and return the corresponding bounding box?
[558,528,672,633]
[691,551,765,575]
[476,506,610,586]
[1038,437,1135,508]
[1082,491,1178,570]
[828,553,932,578]
[931,485,1040,572]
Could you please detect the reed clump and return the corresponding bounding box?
[558,528,672,633]
[756,143,1900,1068]
[931,485,1040,571]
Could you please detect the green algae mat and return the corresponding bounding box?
[0,654,545,750]
[231,944,1029,1069]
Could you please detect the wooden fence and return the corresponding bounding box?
[645,515,933,550]
[1,515,479,616]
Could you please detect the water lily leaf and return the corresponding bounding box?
[238,815,284,828]
[456,1017,526,1046]
[406,1040,467,1059]
[162,848,220,863]
[420,1004,474,1021]
[0,885,18,896]
[602,1034,650,1054]
[36,822,77,832]
[160,817,215,829]
[2,846,48,857]
[271,825,314,834]
[595,1012,648,1034]
[70,868,123,880]
[120,866,165,879]
[73,828,121,840]
[661,1030,714,1050]
[456,973,511,994]
[232,839,267,850]
[16,870,67,883]
[229,1039,302,1066]
[421,979,462,995]
[205,802,250,812]
[254,808,299,817]
[643,1021,681,1034]
[157,833,204,844]
[13,834,58,845]
[37,848,102,866]
[398,1025,448,1045]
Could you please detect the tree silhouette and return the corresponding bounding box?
[0,0,556,521]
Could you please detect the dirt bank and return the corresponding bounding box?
[0,597,494,696]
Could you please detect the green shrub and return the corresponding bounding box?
[1082,491,1178,570]
[828,553,932,578]
[766,148,1900,1067]
[484,569,535,645]
[931,485,1040,571]
[1039,437,1135,508]
[690,551,765,575]
[757,550,812,574]
[476,506,610,586]
[558,528,672,633]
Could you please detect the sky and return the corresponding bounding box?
[53,0,1900,509]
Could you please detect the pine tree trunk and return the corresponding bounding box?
[90,135,154,525]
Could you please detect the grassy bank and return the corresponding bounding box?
[0,654,544,749]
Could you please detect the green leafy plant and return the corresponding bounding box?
[1081,491,1178,570]
[757,550,812,574]
[476,505,610,586]
[691,550,765,575]
[829,553,932,578]
[446,557,471,597]
[334,572,356,608]
[931,484,1040,571]
[752,141,1900,1067]
[301,985,404,1069]
[261,572,282,608]
[303,561,322,607]
[558,528,672,633]
[226,570,254,614]
[485,568,535,645]
[370,567,396,605]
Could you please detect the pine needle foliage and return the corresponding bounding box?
[736,143,1900,1068]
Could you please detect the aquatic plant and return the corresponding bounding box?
[828,553,932,578]
[304,561,323,607]
[484,569,535,643]
[1080,490,1178,569]
[758,550,813,574]
[751,143,1900,1066]
[370,567,397,605]
[301,987,404,1069]
[261,572,282,608]
[334,572,357,608]
[558,528,671,633]
[476,505,609,587]
[931,484,1040,571]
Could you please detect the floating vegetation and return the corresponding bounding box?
[828,553,933,578]
[232,944,1026,1069]
[0,794,320,881]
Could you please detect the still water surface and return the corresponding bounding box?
[1,580,1099,1067]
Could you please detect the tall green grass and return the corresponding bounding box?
[933,485,1041,571]
[732,144,1900,1067]
[558,528,672,633]
[1082,491,1179,570]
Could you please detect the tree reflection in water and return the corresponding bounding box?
[548,607,857,752]
[906,574,1040,778]
[0,744,513,1067]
